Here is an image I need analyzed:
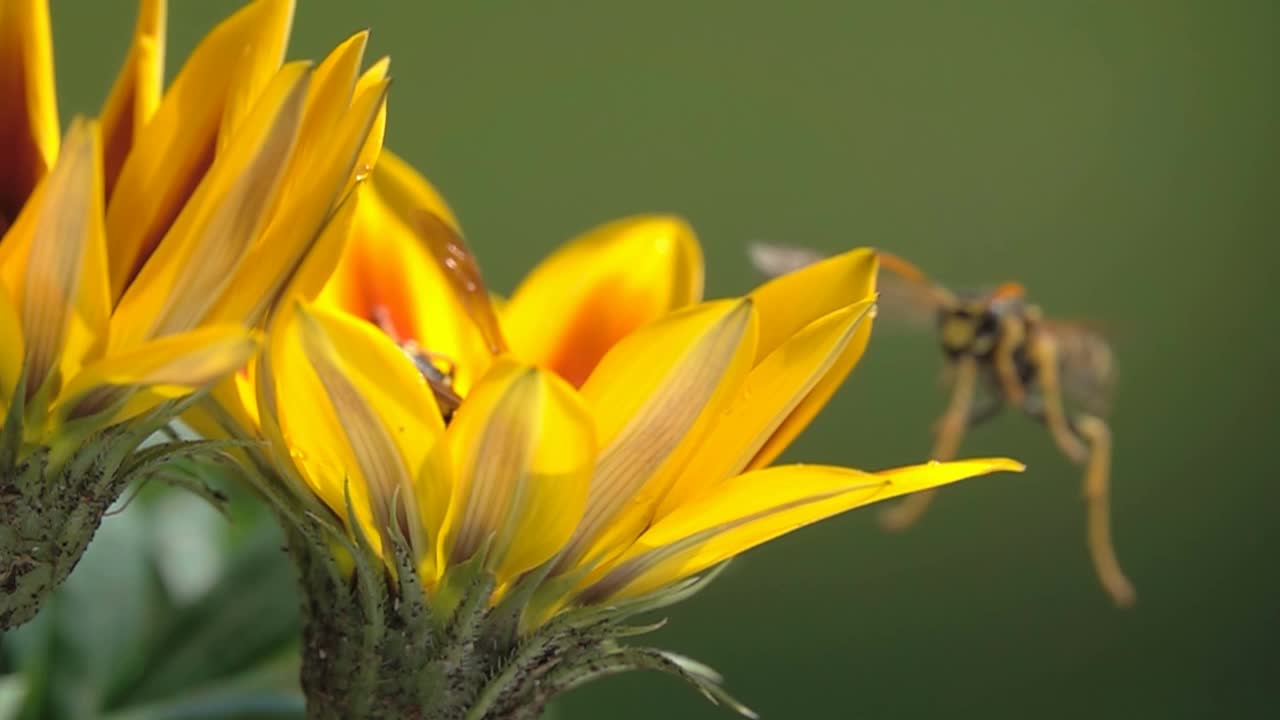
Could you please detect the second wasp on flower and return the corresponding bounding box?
[245,154,1025,718]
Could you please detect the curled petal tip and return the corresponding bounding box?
[921,456,1024,474]
[990,458,1027,473]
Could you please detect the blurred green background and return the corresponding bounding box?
[20,0,1278,717]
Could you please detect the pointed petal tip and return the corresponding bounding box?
[366,55,391,76]
[832,246,879,283]
[285,58,316,77]
[748,245,878,362]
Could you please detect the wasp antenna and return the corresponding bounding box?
[874,249,932,285]
[991,281,1027,300]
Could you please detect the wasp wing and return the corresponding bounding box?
[748,242,944,329]
[747,242,826,276]
[1043,319,1116,417]
[408,207,508,355]
[875,251,950,329]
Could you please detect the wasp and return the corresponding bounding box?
[370,207,509,425]
[370,306,463,422]
[749,243,1135,607]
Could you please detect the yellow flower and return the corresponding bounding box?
[295,156,1022,608]
[247,66,1020,720]
[317,150,704,394]
[0,0,388,445]
[0,0,388,631]
[263,257,1020,626]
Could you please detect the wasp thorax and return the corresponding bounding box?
[938,303,999,358]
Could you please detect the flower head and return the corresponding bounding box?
[230,61,1024,720]
[263,236,1021,626]
[317,150,705,394]
[255,212,1019,715]
[0,0,388,630]
[0,0,388,447]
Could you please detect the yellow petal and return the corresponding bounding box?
[0,170,38,290]
[317,168,491,395]
[584,458,1024,602]
[293,304,422,550]
[180,367,258,443]
[502,215,704,387]
[658,300,874,516]
[371,182,507,360]
[746,248,879,469]
[255,336,310,498]
[556,299,758,573]
[418,210,510,358]
[342,58,390,197]
[110,62,311,348]
[267,308,374,544]
[17,118,108,398]
[272,31,367,204]
[55,324,257,422]
[100,0,165,200]
[0,0,58,228]
[436,358,595,585]
[105,0,295,299]
[273,185,362,306]
[216,0,295,152]
[369,150,461,232]
[203,65,389,328]
[302,304,444,489]
[228,365,260,432]
[271,302,442,559]
[750,247,877,361]
[0,284,21,404]
[251,344,282,438]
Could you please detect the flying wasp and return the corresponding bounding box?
[749,243,1135,607]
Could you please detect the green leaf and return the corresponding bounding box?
[0,675,29,720]
[99,656,303,720]
[2,491,166,719]
[100,525,299,710]
[105,692,303,720]
[99,671,302,717]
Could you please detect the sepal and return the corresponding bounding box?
[542,646,757,720]
[283,497,750,719]
[0,396,240,629]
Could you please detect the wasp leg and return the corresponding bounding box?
[1031,334,1135,606]
[1075,414,1136,607]
[1030,333,1088,463]
[420,350,457,377]
[993,315,1027,405]
[896,393,1003,529]
[881,357,979,532]
[925,391,1002,436]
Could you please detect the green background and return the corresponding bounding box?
[38,1,1279,718]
